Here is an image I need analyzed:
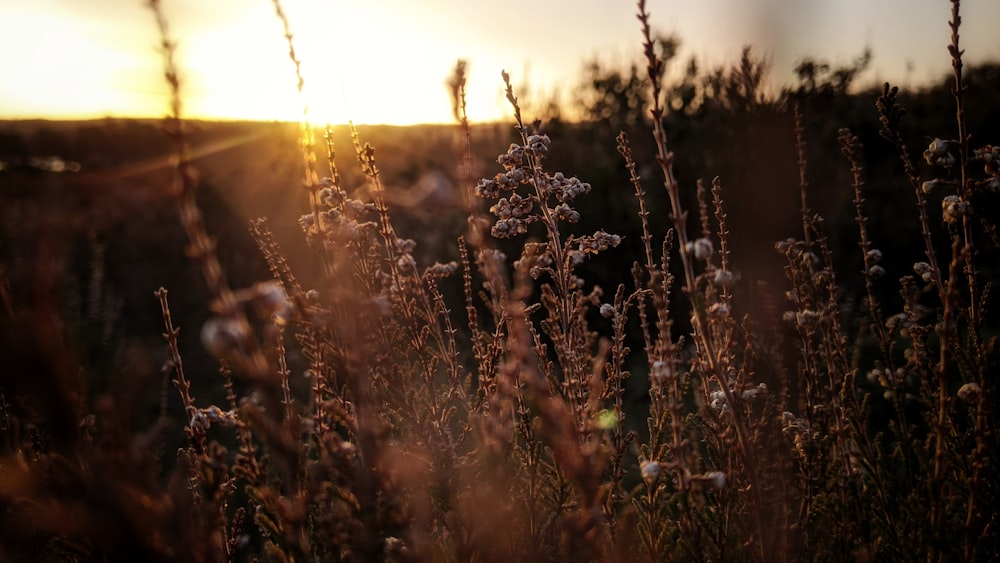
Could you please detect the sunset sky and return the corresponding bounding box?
[2,0,998,125]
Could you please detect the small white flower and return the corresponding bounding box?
[741,383,768,401]
[599,303,616,318]
[913,262,935,283]
[640,460,662,484]
[190,410,209,431]
[704,471,726,490]
[201,316,247,358]
[707,302,730,320]
[254,281,292,322]
[709,389,728,412]
[650,360,674,383]
[924,138,956,167]
[712,269,736,288]
[942,195,970,224]
[685,237,714,260]
[928,138,950,156]
[795,310,820,326]
[397,254,417,270]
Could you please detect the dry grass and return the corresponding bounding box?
[0,0,997,561]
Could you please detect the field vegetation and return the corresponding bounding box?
[0,0,997,561]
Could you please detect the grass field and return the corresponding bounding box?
[1,1,998,561]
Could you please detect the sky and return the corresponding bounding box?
[1,0,998,126]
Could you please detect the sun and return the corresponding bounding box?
[167,1,508,126]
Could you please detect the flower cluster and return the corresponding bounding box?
[200,281,294,358]
[957,382,981,403]
[576,231,622,254]
[924,137,957,167]
[973,144,1000,177]
[475,135,592,239]
[685,237,714,261]
[489,192,533,238]
[913,261,935,283]
[941,194,970,223]
[189,405,238,431]
[708,383,767,412]
[866,248,885,279]
[780,410,824,464]
[300,178,379,245]
[687,470,726,490]
[640,460,662,484]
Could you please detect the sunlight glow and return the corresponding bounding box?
[1,0,998,125]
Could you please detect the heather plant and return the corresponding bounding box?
[0,0,997,561]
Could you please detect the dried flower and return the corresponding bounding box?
[190,410,210,431]
[426,261,458,277]
[650,360,674,382]
[924,138,956,167]
[554,203,580,223]
[707,302,730,320]
[974,144,999,163]
[474,178,499,199]
[640,460,662,484]
[704,471,726,490]
[921,179,943,193]
[686,237,714,260]
[709,389,728,412]
[396,254,417,270]
[957,382,981,403]
[526,134,551,155]
[741,382,768,400]
[599,303,615,318]
[942,195,970,223]
[201,316,247,357]
[712,269,736,288]
[795,309,820,326]
[254,281,292,322]
[913,262,935,283]
[491,217,527,238]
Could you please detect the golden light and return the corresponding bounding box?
[158,0,515,126]
[3,1,998,125]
